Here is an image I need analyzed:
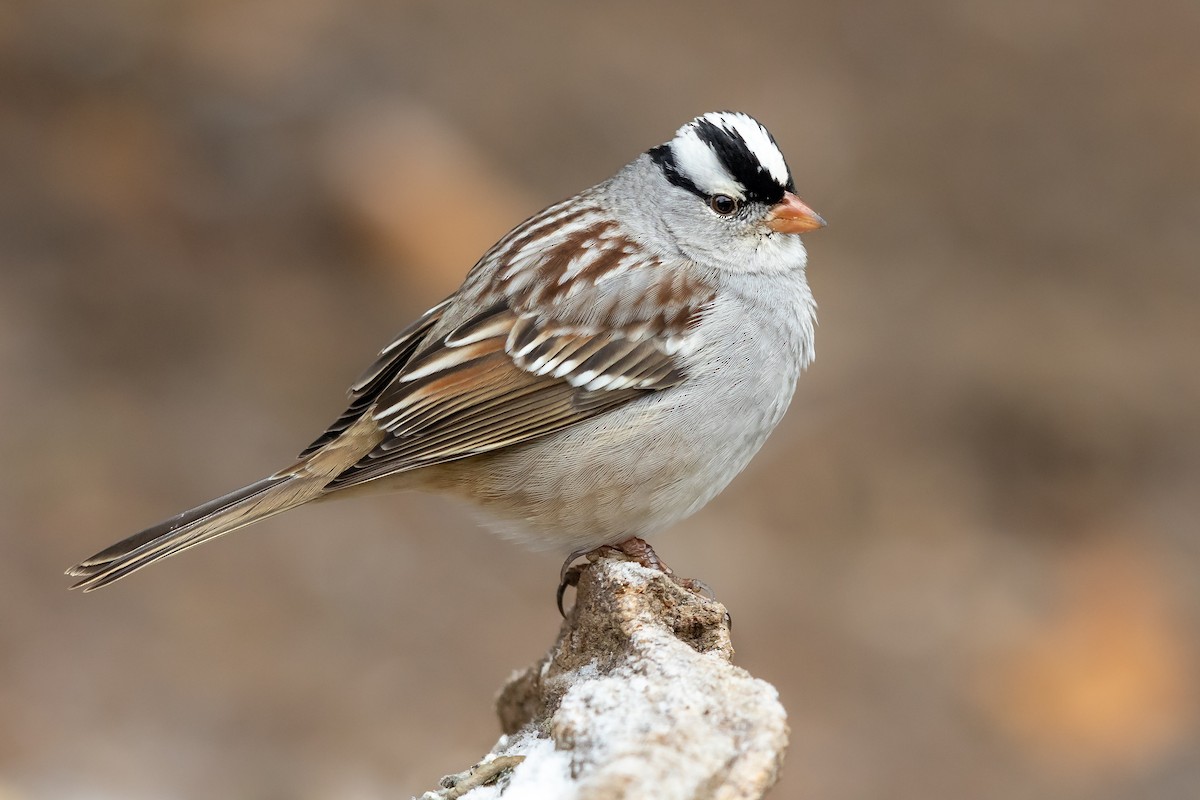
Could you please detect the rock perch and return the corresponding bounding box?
[418,556,789,800]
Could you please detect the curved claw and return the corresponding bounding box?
[555,577,571,618]
[555,538,716,618]
[556,547,592,618]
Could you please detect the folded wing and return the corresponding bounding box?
[323,242,717,490]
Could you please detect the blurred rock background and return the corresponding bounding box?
[1,1,1197,798]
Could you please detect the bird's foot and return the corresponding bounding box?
[556,537,716,617]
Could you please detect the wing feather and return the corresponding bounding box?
[298,299,452,458]
[311,204,718,492]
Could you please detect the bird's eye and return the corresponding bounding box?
[709,194,740,216]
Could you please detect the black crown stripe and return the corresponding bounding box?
[691,118,789,205]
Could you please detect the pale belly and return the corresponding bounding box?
[417,276,813,552]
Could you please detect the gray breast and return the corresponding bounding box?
[425,268,816,552]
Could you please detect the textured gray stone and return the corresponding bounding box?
[419,556,789,800]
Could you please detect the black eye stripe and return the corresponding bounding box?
[648,144,702,197]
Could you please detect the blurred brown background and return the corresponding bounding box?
[2,1,1198,798]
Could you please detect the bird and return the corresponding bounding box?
[67,111,825,594]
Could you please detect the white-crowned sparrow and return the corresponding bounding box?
[68,111,825,592]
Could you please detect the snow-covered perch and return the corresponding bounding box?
[417,557,789,800]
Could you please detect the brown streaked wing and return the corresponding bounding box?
[325,305,654,489]
[324,218,718,490]
[298,298,452,458]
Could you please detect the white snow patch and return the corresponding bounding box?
[446,733,576,800]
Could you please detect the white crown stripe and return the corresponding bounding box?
[671,128,746,198]
[667,112,791,197]
[704,112,790,187]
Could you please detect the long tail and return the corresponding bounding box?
[67,472,327,592]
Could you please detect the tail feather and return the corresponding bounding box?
[67,473,324,592]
